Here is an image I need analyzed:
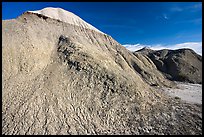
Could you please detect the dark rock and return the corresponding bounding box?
[135,48,202,84]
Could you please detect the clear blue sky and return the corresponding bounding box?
[2,2,202,45]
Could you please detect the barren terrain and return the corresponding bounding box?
[2,8,202,135]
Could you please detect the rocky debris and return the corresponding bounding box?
[2,8,202,135]
[135,48,202,84]
[140,98,202,135]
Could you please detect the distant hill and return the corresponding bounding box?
[135,47,202,84]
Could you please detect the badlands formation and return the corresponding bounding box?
[2,7,202,135]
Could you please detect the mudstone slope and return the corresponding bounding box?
[135,47,202,84]
[2,8,202,135]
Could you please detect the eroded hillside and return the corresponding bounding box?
[2,8,202,135]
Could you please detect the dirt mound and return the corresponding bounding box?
[27,7,104,34]
[2,9,202,135]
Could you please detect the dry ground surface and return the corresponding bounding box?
[2,9,202,135]
[162,82,202,104]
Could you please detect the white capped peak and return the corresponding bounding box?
[28,7,104,34]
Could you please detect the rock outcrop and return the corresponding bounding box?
[135,47,202,84]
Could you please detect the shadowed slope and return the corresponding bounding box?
[135,48,202,84]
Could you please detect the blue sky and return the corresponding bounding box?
[2,2,202,54]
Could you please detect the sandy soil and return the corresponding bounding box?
[162,82,202,104]
[28,7,104,34]
[2,9,202,134]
